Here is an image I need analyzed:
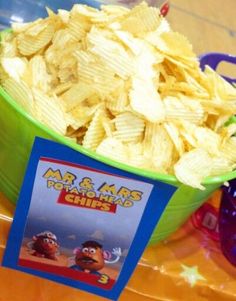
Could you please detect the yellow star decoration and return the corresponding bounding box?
[180,265,206,287]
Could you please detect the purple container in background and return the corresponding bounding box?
[199,52,236,84]
[219,181,236,266]
[200,52,236,266]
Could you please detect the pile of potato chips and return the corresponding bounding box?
[0,2,236,189]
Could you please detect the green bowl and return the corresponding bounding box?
[1,86,236,245]
[0,38,236,246]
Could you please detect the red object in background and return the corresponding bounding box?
[160,2,169,17]
[192,181,236,268]
[191,202,219,241]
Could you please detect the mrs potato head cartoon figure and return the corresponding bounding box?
[28,231,59,260]
[70,240,121,276]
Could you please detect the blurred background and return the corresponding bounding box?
[0,0,235,76]
[166,0,236,78]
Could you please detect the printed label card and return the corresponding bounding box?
[3,137,176,300]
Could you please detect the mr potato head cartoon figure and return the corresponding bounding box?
[70,240,121,276]
[29,231,59,260]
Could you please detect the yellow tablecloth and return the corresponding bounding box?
[1,191,236,301]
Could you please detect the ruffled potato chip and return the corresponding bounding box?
[130,77,165,122]
[82,107,107,150]
[68,18,89,41]
[106,91,129,114]
[58,9,70,24]
[158,31,196,59]
[127,142,151,169]
[113,112,145,143]
[2,78,34,114]
[61,82,95,112]
[52,82,72,96]
[17,21,55,56]
[101,4,129,16]
[209,157,233,176]
[96,137,129,164]
[12,19,44,34]
[174,148,213,190]
[220,137,236,164]
[120,2,162,35]
[164,122,185,156]
[164,96,205,124]
[32,89,67,135]
[219,123,236,142]
[194,126,221,156]
[0,33,18,58]
[75,49,122,96]
[87,27,134,79]
[71,4,108,23]
[204,66,236,100]
[66,103,101,130]
[0,57,27,83]
[102,116,115,138]
[26,55,51,93]
[144,123,176,173]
